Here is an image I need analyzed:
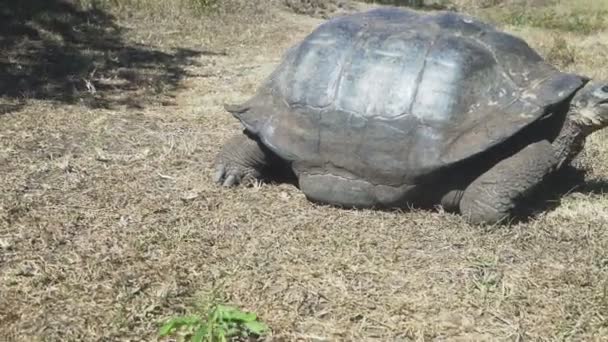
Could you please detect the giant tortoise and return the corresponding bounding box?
[213,7,608,224]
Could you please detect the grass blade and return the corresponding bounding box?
[216,305,257,322]
[243,321,269,335]
[192,324,208,342]
[158,315,202,336]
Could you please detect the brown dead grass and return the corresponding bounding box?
[1,1,608,341]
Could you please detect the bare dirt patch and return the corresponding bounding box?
[1,1,608,341]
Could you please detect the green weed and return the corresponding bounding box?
[188,0,220,13]
[77,0,220,13]
[490,6,607,34]
[159,304,270,342]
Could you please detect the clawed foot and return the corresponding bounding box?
[213,132,283,188]
[213,162,260,187]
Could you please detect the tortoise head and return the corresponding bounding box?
[570,82,608,130]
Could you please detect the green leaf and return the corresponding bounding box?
[216,306,257,322]
[243,321,269,335]
[210,307,221,322]
[225,327,240,337]
[158,315,202,336]
[215,304,234,311]
[191,325,208,342]
[207,319,216,339]
[217,328,227,342]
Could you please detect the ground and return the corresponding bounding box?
[1,0,608,341]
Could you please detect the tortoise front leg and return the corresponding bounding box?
[213,131,279,187]
[459,140,558,225]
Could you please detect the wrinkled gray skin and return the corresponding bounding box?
[213,7,608,225]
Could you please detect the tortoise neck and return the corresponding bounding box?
[552,115,592,169]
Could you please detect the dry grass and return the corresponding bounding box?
[1,0,608,341]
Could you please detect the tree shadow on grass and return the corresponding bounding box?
[0,0,206,113]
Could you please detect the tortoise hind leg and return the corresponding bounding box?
[213,131,284,187]
[459,140,558,225]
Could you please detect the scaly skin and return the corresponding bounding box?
[458,82,608,225]
[459,140,558,225]
[213,131,276,187]
[214,83,608,224]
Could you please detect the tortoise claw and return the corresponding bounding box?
[213,133,271,188]
[222,174,238,187]
[212,163,244,187]
[213,164,226,184]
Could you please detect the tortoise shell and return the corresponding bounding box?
[227,8,587,187]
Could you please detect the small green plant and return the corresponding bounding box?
[494,6,607,34]
[189,0,220,13]
[159,304,270,342]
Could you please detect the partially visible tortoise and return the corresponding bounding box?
[213,7,608,224]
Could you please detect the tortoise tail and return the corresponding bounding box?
[223,102,250,116]
[222,98,268,135]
